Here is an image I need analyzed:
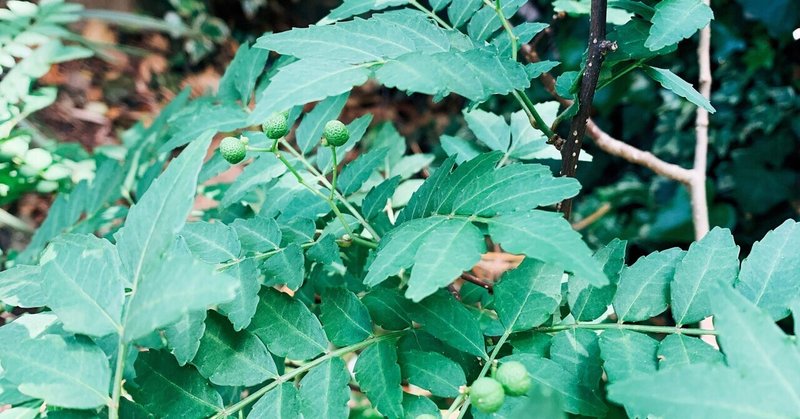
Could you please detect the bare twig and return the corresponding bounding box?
[460,272,494,293]
[558,0,617,219]
[572,202,612,230]
[693,0,716,348]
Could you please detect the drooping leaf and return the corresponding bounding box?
[361,176,400,220]
[248,288,328,361]
[671,227,739,325]
[657,334,723,370]
[488,211,607,286]
[129,350,223,418]
[568,239,627,321]
[645,0,713,51]
[299,358,350,419]
[494,258,563,331]
[598,329,658,383]
[409,292,486,357]
[192,312,278,386]
[735,219,800,320]
[612,248,684,322]
[441,135,482,163]
[642,66,715,113]
[354,339,404,419]
[464,109,510,152]
[320,288,373,346]
[248,382,302,419]
[398,350,466,398]
[39,234,124,337]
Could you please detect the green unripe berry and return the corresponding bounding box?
[219,136,247,164]
[322,120,349,147]
[262,112,289,140]
[469,377,505,413]
[496,361,531,396]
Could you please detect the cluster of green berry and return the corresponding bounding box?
[218,111,350,165]
[469,361,532,414]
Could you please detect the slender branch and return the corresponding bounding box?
[693,0,716,349]
[558,0,617,219]
[571,202,611,230]
[108,338,128,419]
[0,208,34,234]
[330,147,339,201]
[409,0,453,30]
[209,330,407,419]
[460,272,494,293]
[534,322,719,336]
[454,328,513,417]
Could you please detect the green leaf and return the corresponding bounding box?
[612,248,684,322]
[361,287,413,331]
[645,0,713,50]
[221,154,287,207]
[0,334,111,409]
[503,354,607,417]
[320,288,373,346]
[129,350,223,417]
[607,18,676,63]
[598,329,658,383]
[248,288,328,361]
[248,382,302,419]
[376,48,530,102]
[642,66,715,113]
[161,104,249,152]
[0,265,44,308]
[549,329,602,389]
[354,339,404,419]
[192,312,278,386]
[464,109,510,152]
[735,219,800,320]
[231,216,282,254]
[123,251,238,343]
[488,211,607,286]
[180,221,240,263]
[441,135,483,163]
[406,218,485,301]
[397,156,456,223]
[362,176,400,220]
[568,239,627,321]
[338,147,390,196]
[364,216,447,286]
[325,0,410,21]
[256,9,448,64]
[657,334,723,371]
[671,227,739,325]
[399,350,466,398]
[492,22,549,57]
[307,234,343,265]
[114,133,211,303]
[164,311,206,366]
[37,234,124,337]
[262,243,305,291]
[250,60,370,125]
[494,258,563,331]
[468,0,527,42]
[448,0,482,27]
[299,358,350,419]
[402,393,441,418]
[218,258,260,331]
[409,292,486,357]
[217,42,269,104]
[389,154,435,179]
[295,93,349,154]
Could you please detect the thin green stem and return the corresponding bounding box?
[534,323,719,336]
[596,60,642,91]
[209,330,407,419]
[485,0,517,60]
[278,139,381,239]
[217,241,317,271]
[454,328,513,417]
[108,338,128,419]
[516,91,558,140]
[444,393,467,417]
[330,147,339,200]
[409,0,453,29]
[350,235,378,249]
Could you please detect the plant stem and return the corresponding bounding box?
[330,147,339,200]
[444,393,468,417]
[454,328,513,417]
[408,0,453,30]
[534,322,719,336]
[108,337,128,419]
[485,0,518,60]
[515,91,558,141]
[350,235,378,249]
[209,331,407,419]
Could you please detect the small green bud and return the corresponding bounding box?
[322,120,349,147]
[469,377,505,413]
[219,136,247,164]
[262,113,289,140]
[495,361,531,396]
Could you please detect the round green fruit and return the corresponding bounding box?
[470,377,505,413]
[219,137,247,164]
[496,361,531,396]
[262,113,289,140]
[322,120,349,147]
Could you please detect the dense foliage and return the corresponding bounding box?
[0,0,798,418]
